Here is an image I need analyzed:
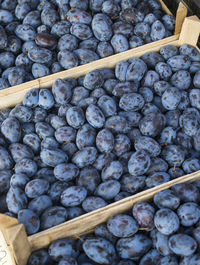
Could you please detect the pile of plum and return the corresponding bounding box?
[0,44,200,238]
[27,181,200,264]
[0,0,175,89]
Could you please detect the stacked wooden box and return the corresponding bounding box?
[0,2,200,264]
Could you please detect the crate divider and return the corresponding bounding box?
[0,1,188,110]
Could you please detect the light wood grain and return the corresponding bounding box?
[0,214,18,245]
[6,224,31,265]
[179,16,200,46]
[29,169,200,251]
[0,215,18,265]
[0,230,16,265]
[159,0,172,15]
[175,2,188,34]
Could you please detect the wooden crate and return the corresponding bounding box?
[0,1,188,110]
[0,16,200,265]
[1,169,200,265]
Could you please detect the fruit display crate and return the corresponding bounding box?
[0,1,188,110]
[0,15,200,265]
[1,166,200,265]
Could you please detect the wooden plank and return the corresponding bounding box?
[0,215,18,230]
[0,4,192,110]
[0,230,16,265]
[0,215,18,245]
[0,3,189,110]
[29,169,200,251]
[6,225,31,265]
[0,215,18,265]
[159,0,172,15]
[0,35,179,110]
[175,2,188,34]
[179,15,200,46]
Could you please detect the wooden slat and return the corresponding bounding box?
[175,2,188,34]
[0,230,16,265]
[0,214,18,244]
[179,15,200,46]
[6,224,31,265]
[0,3,190,110]
[159,0,172,15]
[0,215,19,265]
[29,170,200,251]
[0,35,179,110]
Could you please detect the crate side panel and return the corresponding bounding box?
[0,36,179,110]
[29,169,200,251]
